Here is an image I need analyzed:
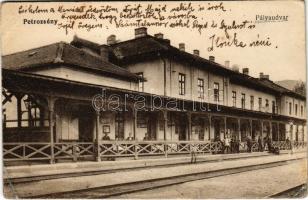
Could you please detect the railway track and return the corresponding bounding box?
[268,183,307,198]
[29,157,304,199]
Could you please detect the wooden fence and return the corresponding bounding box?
[3,140,307,164]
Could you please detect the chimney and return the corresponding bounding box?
[209,56,215,62]
[259,73,269,80]
[242,68,249,75]
[193,49,199,56]
[162,39,170,45]
[232,65,240,72]
[154,33,164,39]
[225,60,230,68]
[100,45,109,62]
[179,43,185,51]
[107,35,116,45]
[135,27,147,38]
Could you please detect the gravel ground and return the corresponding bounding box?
[114,159,307,199]
[4,153,306,198]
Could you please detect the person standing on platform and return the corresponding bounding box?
[230,136,235,153]
[143,132,150,141]
[191,144,197,164]
[258,135,263,152]
[126,132,134,141]
[224,136,231,154]
[235,137,240,153]
[142,132,151,153]
[286,137,292,151]
[267,136,273,152]
[102,133,111,141]
[125,132,134,154]
[246,135,252,153]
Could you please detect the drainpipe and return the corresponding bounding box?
[158,54,167,141]
[223,77,225,105]
[170,59,172,95]
[208,72,210,103]
[158,53,167,96]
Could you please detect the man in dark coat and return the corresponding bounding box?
[257,135,263,152]
[246,136,252,153]
[267,136,273,152]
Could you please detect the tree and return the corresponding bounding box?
[293,81,306,96]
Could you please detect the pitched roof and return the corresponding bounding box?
[109,35,305,100]
[70,35,101,53]
[2,42,142,82]
[110,36,169,59]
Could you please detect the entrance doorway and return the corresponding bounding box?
[295,125,299,141]
[115,112,124,140]
[213,119,221,140]
[79,112,94,142]
[147,113,157,140]
[178,114,187,141]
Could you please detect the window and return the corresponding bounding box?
[136,72,144,92]
[29,106,41,127]
[265,99,269,111]
[295,104,298,116]
[24,96,44,127]
[301,105,304,117]
[241,93,246,109]
[178,73,186,95]
[289,102,292,115]
[213,82,219,102]
[232,91,236,107]
[250,96,254,110]
[258,98,262,111]
[272,101,276,114]
[197,78,204,99]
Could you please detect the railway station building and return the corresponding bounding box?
[2,27,306,164]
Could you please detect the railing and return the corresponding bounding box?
[3,140,307,164]
[3,142,95,162]
[293,141,307,149]
[272,141,289,150]
[99,141,223,159]
[54,143,95,161]
[239,142,259,152]
[3,143,51,161]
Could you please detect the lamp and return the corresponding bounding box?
[23,97,32,110]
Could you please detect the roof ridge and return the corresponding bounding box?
[111,35,168,49]
[62,43,142,80]
[64,42,132,73]
[71,35,101,50]
[67,36,140,73]
[2,42,69,57]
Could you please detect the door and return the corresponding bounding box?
[214,120,220,140]
[147,113,157,140]
[178,115,187,141]
[79,113,94,142]
[115,112,125,140]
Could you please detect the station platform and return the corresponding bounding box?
[4,150,306,198]
[4,149,305,180]
[4,151,277,180]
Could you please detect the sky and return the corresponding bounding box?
[1,1,306,82]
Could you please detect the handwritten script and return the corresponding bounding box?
[18,2,282,51]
